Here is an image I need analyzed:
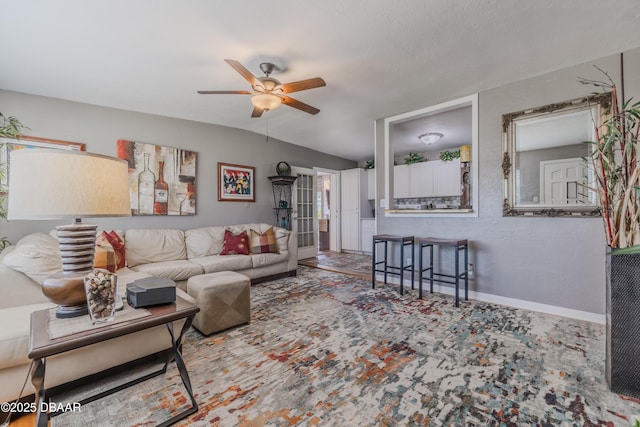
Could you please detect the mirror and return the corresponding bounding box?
[502,93,611,217]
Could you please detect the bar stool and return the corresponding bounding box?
[372,234,414,295]
[416,237,469,307]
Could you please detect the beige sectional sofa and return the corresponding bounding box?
[0,223,296,404]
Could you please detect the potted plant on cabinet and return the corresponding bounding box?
[0,113,28,250]
[581,70,640,398]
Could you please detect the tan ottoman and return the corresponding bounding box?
[187,271,251,335]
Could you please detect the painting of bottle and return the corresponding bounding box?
[138,153,155,215]
[154,160,169,215]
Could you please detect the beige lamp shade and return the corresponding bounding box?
[8,149,131,219]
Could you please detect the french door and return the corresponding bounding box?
[292,166,318,260]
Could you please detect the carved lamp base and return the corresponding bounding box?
[42,220,98,318]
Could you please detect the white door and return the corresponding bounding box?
[340,169,361,251]
[292,166,318,260]
[540,158,588,205]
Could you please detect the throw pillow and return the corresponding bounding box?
[3,233,63,284]
[220,229,249,255]
[104,230,126,270]
[94,232,117,273]
[249,227,279,254]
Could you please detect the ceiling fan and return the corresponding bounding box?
[198,59,326,118]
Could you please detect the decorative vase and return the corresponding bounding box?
[606,249,640,398]
[84,269,118,324]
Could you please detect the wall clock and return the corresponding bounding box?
[276,161,291,176]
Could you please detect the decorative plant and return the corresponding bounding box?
[0,113,29,250]
[363,159,375,170]
[439,149,460,162]
[404,152,424,164]
[579,71,640,252]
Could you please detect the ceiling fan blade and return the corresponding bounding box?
[197,90,252,94]
[280,95,320,115]
[251,106,264,118]
[225,59,261,88]
[279,78,326,94]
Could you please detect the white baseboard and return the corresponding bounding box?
[374,274,605,324]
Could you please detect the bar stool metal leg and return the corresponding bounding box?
[429,244,434,294]
[455,245,460,307]
[371,237,376,289]
[400,241,405,295]
[410,242,415,290]
[418,243,423,299]
[384,241,388,284]
[464,244,469,301]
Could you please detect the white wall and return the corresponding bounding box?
[374,48,640,316]
[0,90,356,243]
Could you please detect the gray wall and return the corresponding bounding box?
[0,90,355,243]
[374,48,640,315]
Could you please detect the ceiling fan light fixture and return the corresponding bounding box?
[418,132,443,145]
[251,93,282,111]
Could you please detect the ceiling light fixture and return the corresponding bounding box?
[251,93,282,111]
[418,132,443,145]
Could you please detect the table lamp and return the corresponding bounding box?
[8,149,131,318]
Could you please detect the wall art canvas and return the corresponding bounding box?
[117,139,197,215]
[218,162,255,202]
[1,136,85,194]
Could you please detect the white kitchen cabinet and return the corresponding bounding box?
[361,219,375,254]
[393,160,461,199]
[340,168,371,252]
[409,161,435,197]
[393,164,410,199]
[367,169,375,200]
[434,159,461,196]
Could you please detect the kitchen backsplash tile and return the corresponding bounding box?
[394,196,461,210]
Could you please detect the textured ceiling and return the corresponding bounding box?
[1,1,639,161]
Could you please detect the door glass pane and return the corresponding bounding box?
[297,172,315,249]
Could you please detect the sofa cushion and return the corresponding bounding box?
[185,226,225,258]
[3,233,62,285]
[129,260,204,282]
[249,227,278,254]
[0,303,56,370]
[251,252,289,268]
[125,229,187,267]
[220,230,249,255]
[189,254,253,274]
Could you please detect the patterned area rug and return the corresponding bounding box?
[52,266,640,426]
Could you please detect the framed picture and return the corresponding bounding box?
[218,162,255,202]
[1,135,86,194]
[116,139,197,216]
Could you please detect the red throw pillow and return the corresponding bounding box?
[104,230,126,270]
[220,229,249,255]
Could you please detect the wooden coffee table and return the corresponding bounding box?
[28,296,200,427]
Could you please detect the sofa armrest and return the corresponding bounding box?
[286,230,298,272]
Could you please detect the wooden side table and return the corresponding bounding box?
[416,237,469,307]
[372,234,415,295]
[28,296,199,427]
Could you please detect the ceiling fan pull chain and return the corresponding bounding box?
[265,114,269,143]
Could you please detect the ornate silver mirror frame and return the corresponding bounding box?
[502,92,611,217]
